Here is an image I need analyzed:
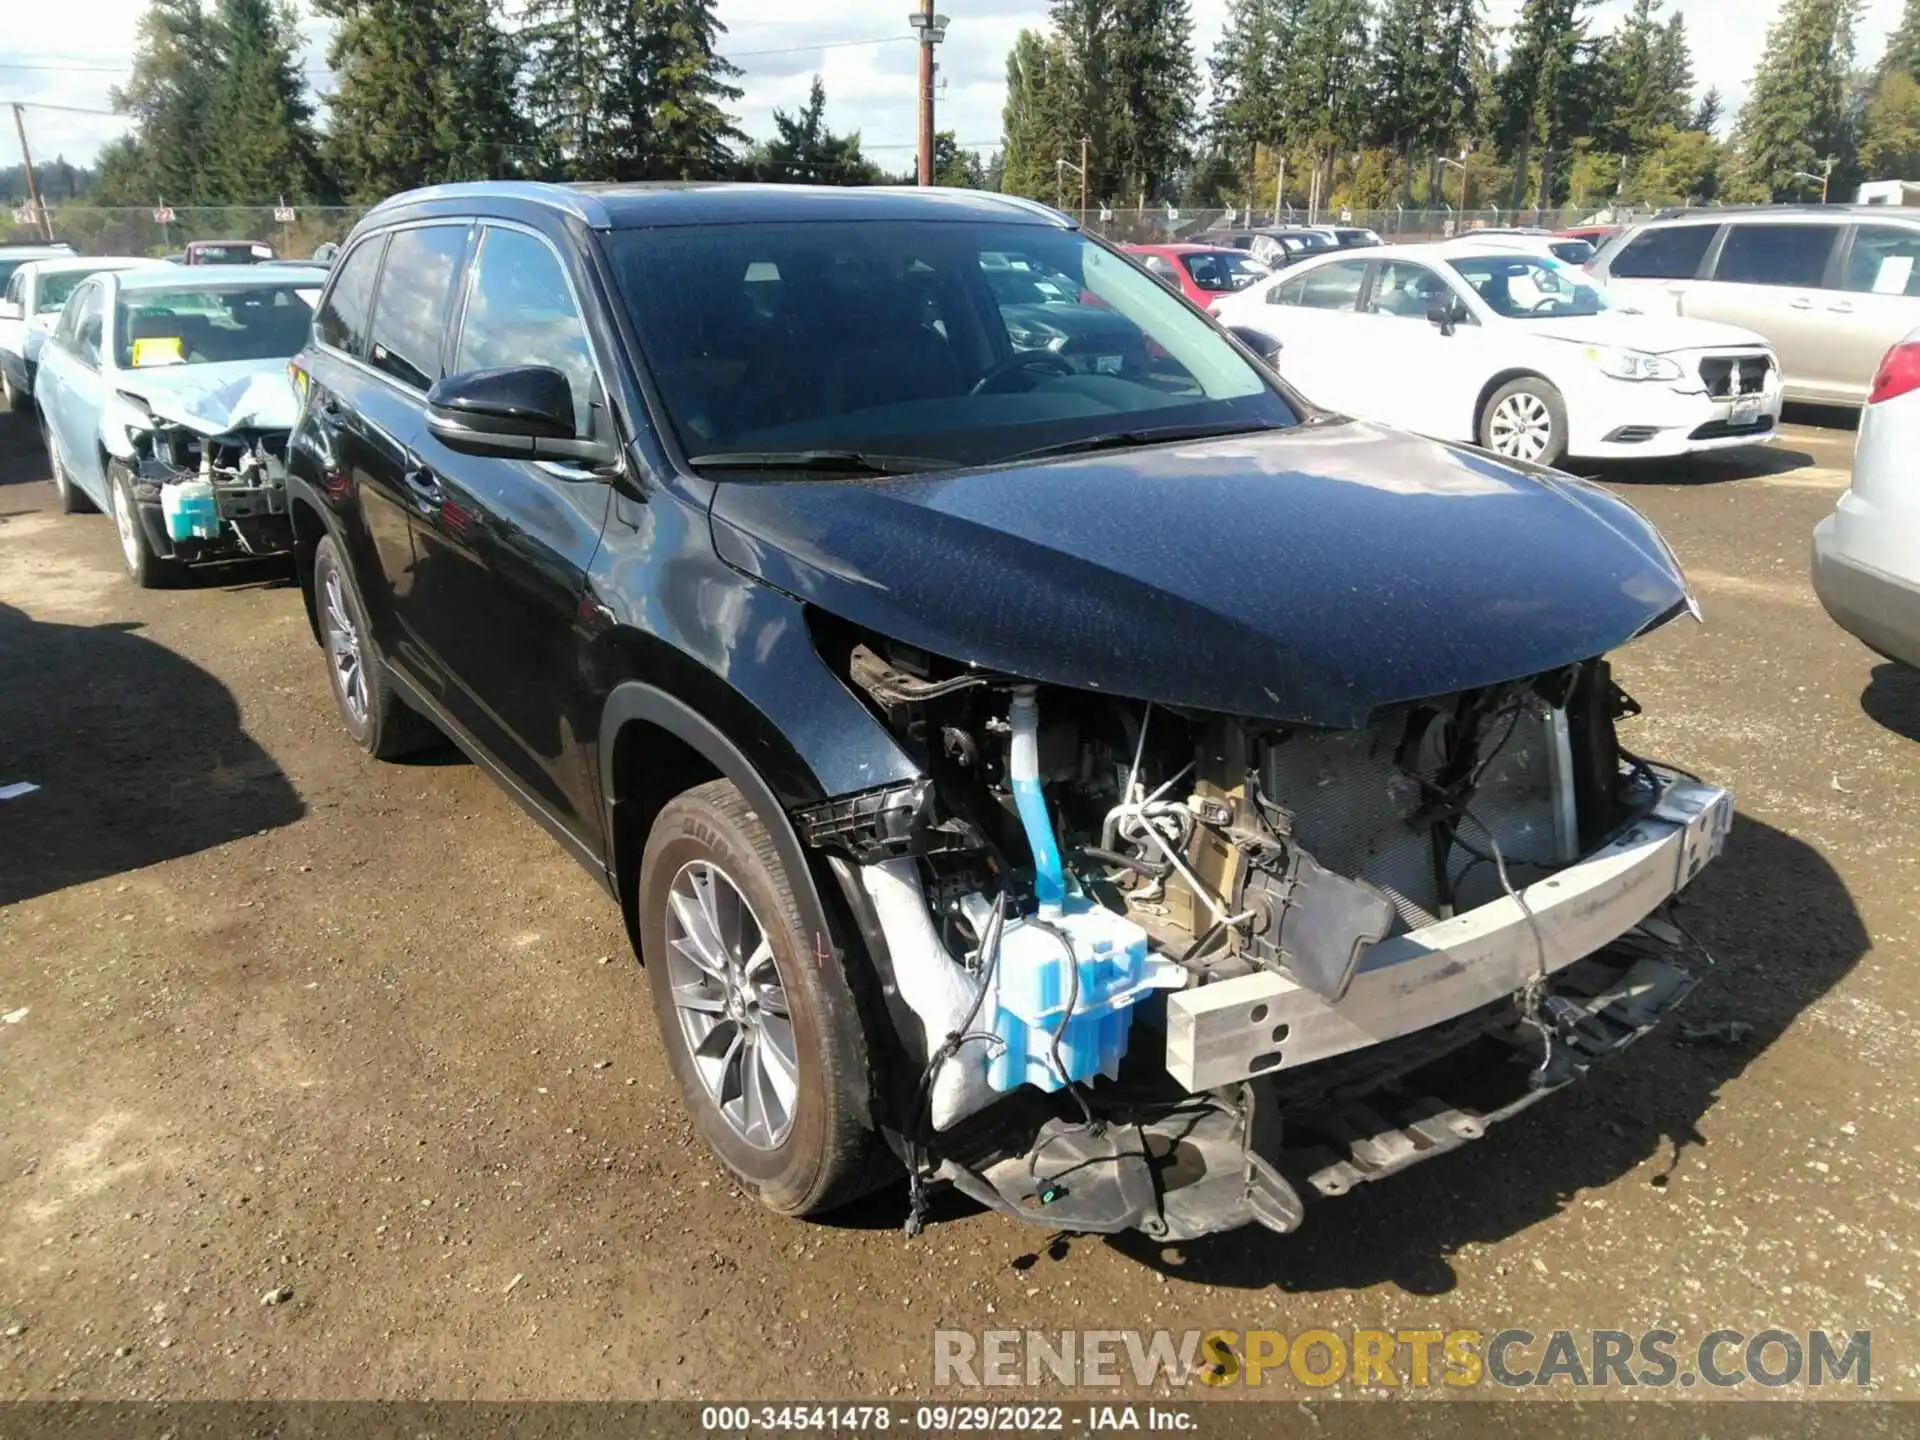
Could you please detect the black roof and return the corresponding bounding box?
[362,181,1074,231]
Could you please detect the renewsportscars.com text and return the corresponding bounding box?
[932,1327,1871,1390]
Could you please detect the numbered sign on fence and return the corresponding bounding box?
[153,206,175,224]
[273,206,296,223]
[12,206,36,226]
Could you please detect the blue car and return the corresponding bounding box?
[34,264,321,585]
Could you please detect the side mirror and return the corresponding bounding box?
[1426,300,1466,335]
[1228,326,1283,367]
[426,365,618,468]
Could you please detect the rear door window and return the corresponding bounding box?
[316,236,384,356]
[366,224,468,390]
[1608,224,1717,279]
[1712,223,1838,288]
[1271,260,1367,310]
[1841,224,1920,296]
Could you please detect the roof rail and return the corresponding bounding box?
[869,185,1077,227]
[363,181,613,228]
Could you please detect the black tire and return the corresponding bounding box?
[43,421,95,515]
[311,533,439,759]
[1478,376,1569,467]
[639,779,887,1216]
[107,460,186,589]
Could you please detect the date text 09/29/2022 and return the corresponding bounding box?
[699,1406,1189,1433]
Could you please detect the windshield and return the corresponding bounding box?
[115,284,317,369]
[1447,254,1614,320]
[1179,250,1272,292]
[604,220,1297,470]
[38,268,115,314]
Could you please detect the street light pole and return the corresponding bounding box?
[11,103,50,242]
[1439,154,1469,219]
[909,5,949,185]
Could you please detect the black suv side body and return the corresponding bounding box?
[286,182,1725,1242]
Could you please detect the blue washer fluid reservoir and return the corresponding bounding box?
[986,899,1184,1094]
[161,478,220,542]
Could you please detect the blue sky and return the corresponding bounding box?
[0,0,1905,181]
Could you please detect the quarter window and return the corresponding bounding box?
[366,224,468,390]
[316,236,383,356]
[1713,224,1837,288]
[453,227,597,437]
[1842,225,1920,296]
[1609,224,1717,280]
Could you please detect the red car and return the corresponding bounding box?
[1556,225,1619,247]
[1124,243,1273,310]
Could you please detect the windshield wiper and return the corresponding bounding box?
[1001,421,1283,464]
[686,449,958,476]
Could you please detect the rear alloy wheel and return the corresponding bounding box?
[1479,377,1569,467]
[639,779,890,1216]
[311,533,439,760]
[108,461,184,588]
[44,423,95,515]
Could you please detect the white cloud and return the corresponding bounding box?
[1,0,1906,176]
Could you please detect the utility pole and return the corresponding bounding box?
[909,4,949,185]
[1079,136,1088,220]
[11,103,51,242]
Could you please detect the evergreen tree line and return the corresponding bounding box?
[86,0,975,205]
[1003,0,1920,214]
[69,0,1920,215]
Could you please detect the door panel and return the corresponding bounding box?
[401,223,613,844]
[53,286,108,506]
[1832,224,1920,401]
[1348,259,1482,441]
[1693,222,1844,399]
[1259,259,1368,412]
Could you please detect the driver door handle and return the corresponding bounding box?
[1789,297,1814,310]
[401,466,443,513]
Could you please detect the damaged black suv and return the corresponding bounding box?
[286,182,1732,1241]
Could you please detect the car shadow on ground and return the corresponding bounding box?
[1099,810,1863,1292]
[1860,662,1920,743]
[0,601,306,907]
[1577,444,1816,487]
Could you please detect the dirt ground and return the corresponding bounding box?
[1,406,1916,1403]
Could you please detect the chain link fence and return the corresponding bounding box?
[4,206,371,257]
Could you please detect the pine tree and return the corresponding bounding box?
[751,76,882,185]
[1692,85,1723,133]
[1732,0,1863,199]
[1882,0,1920,80]
[1653,10,1693,118]
[1001,28,1078,200]
[104,0,220,204]
[523,0,612,174]
[1109,0,1197,203]
[319,0,530,199]
[1283,0,1375,199]
[933,132,986,188]
[633,0,745,179]
[202,0,324,202]
[1496,0,1599,209]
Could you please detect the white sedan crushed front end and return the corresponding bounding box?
[1564,343,1784,460]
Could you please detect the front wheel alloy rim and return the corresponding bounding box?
[321,568,369,726]
[112,479,141,572]
[1489,392,1554,460]
[664,859,798,1151]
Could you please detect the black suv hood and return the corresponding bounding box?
[708,421,1690,728]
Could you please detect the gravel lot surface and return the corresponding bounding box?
[1,408,1915,1401]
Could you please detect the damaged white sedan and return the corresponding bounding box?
[34,265,317,586]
